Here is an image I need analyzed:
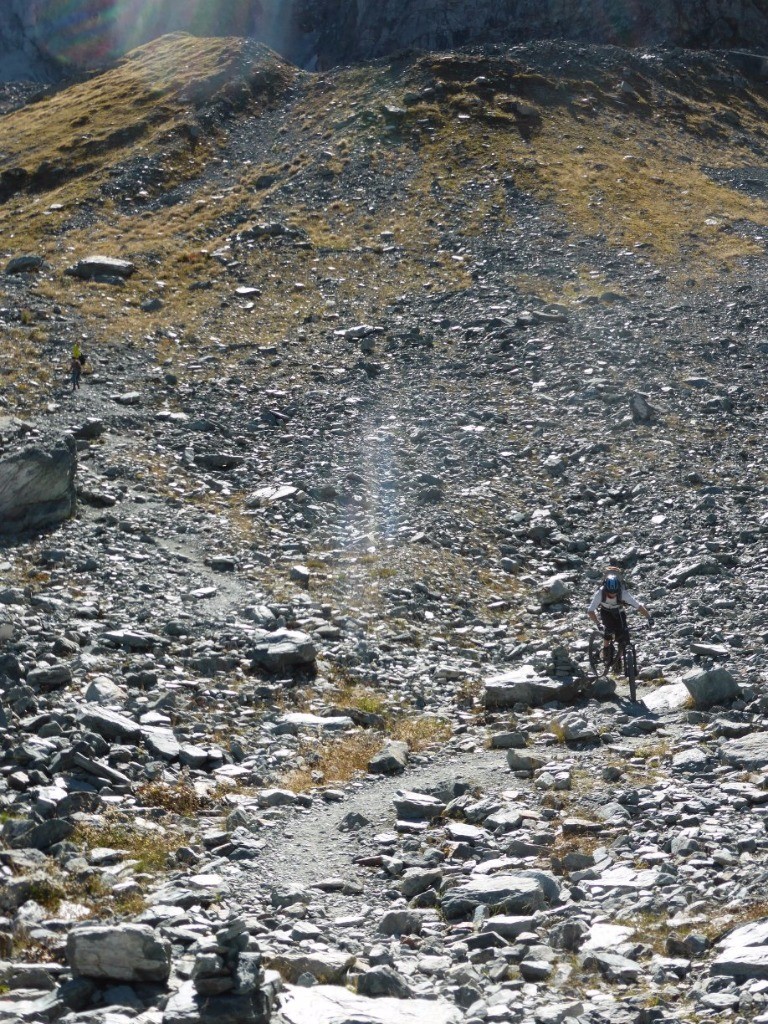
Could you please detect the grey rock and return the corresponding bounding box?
[393,790,446,820]
[378,909,425,935]
[356,965,413,998]
[368,740,409,774]
[539,575,570,605]
[65,255,135,279]
[276,985,462,1024]
[711,945,768,979]
[26,663,72,691]
[2,816,73,850]
[485,668,579,709]
[5,254,43,273]
[580,950,641,982]
[681,666,739,707]
[401,867,442,899]
[720,732,768,770]
[667,558,721,586]
[84,676,125,703]
[163,977,277,1024]
[506,749,546,772]
[440,874,548,920]
[0,434,76,534]
[66,923,171,982]
[630,391,658,423]
[142,725,181,761]
[77,705,141,743]
[268,951,355,984]
[249,628,317,672]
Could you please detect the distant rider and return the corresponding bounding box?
[70,354,82,391]
[588,567,651,659]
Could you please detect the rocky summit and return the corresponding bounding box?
[2,26,768,1024]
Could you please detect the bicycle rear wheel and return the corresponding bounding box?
[624,644,638,702]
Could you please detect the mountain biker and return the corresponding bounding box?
[70,354,82,391]
[587,567,651,660]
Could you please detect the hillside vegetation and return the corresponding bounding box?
[2,34,768,1024]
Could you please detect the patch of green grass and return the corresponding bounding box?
[26,877,67,913]
[72,812,183,874]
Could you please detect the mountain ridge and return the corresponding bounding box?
[2,0,768,82]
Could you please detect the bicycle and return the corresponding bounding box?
[588,624,641,702]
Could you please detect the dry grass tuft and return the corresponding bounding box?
[135,773,203,815]
[390,714,453,750]
[281,733,382,793]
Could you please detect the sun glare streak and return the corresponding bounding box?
[35,0,295,67]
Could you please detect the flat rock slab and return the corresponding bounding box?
[393,790,446,821]
[77,706,141,743]
[66,924,171,982]
[642,681,690,714]
[720,732,768,770]
[280,712,353,733]
[585,865,660,893]
[718,919,768,949]
[102,629,161,651]
[582,950,641,982]
[484,666,579,709]
[268,951,355,984]
[276,985,462,1024]
[141,726,180,761]
[65,255,135,279]
[582,923,636,950]
[440,873,547,920]
[712,945,768,979]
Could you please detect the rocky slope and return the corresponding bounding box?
[3,0,768,80]
[1,32,768,1024]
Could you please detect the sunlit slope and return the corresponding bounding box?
[2,37,768,354]
[0,34,297,202]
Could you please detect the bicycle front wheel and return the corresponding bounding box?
[624,645,638,702]
[590,635,612,677]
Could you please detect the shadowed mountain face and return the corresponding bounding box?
[2,0,768,81]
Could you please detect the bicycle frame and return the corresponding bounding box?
[588,622,639,702]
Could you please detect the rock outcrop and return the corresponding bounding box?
[0,434,76,534]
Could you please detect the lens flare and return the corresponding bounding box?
[33,0,291,67]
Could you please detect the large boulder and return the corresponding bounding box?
[0,434,76,534]
[720,732,768,771]
[65,255,135,280]
[440,873,550,920]
[249,628,317,673]
[681,666,740,708]
[484,666,580,709]
[66,924,171,982]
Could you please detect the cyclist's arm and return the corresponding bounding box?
[587,590,602,626]
[623,590,650,618]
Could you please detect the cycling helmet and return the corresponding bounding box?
[603,574,621,594]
